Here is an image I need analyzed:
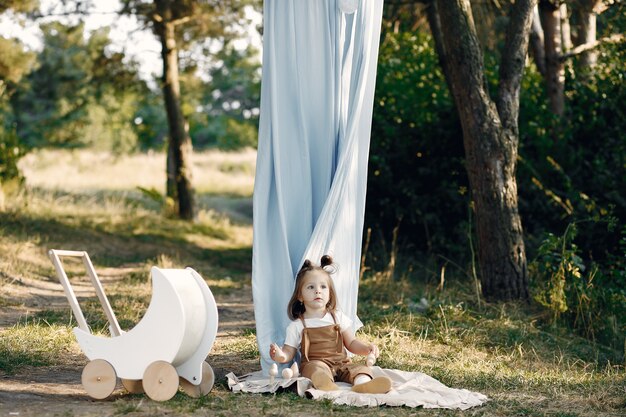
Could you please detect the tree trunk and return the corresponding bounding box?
[424,1,453,93]
[560,3,572,53]
[529,5,547,76]
[434,0,531,301]
[155,0,195,220]
[166,143,176,202]
[575,0,600,68]
[539,1,565,116]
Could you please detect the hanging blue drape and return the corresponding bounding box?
[252,0,384,373]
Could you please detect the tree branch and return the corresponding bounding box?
[153,12,194,26]
[528,5,546,76]
[497,0,537,131]
[424,1,453,93]
[171,11,219,27]
[172,15,193,26]
[435,0,488,108]
[559,33,624,61]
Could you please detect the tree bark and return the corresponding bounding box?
[155,0,195,220]
[424,1,453,93]
[529,5,547,76]
[434,0,531,301]
[560,3,572,53]
[539,0,565,116]
[574,0,601,68]
[166,143,176,204]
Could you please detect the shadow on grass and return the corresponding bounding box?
[26,186,253,225]
[0,209,252,275]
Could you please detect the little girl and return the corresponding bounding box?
[269,255,392,394]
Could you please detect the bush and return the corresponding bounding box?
[216,117,258,151]
[517,39,625,351]
[366,31,467,260]
[365,25,625,352]
[0,120,25,183]
[530,222,626,352]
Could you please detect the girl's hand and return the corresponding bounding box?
[368,344,380,358]
[269,343,287,362]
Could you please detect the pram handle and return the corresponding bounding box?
[48,249,123,337]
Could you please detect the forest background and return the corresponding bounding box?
[0,0,624,416]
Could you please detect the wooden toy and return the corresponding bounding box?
[273,361,299,379]
[290,362,299,377]
[366,352,376,367]
[281,367,293,379]
[48,250,218,402]
[269,363,278,384]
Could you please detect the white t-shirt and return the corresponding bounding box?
[284,310,353,349]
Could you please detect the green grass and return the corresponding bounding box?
[0,149,624,416]
[354,274,625,416]
[0,320,77,373]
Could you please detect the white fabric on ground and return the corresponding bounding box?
[252,0,385,373]
[226,366,488,410]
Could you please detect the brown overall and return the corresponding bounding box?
[299,312,372,384]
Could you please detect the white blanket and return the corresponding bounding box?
[226,366,488,410]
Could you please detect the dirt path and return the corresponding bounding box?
[0,269,257,417]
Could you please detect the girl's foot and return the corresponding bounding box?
[310,371,339,391]
[351,376,392,394]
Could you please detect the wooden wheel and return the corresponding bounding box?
[180,361,215,398]
[81,359,117,400]
[142,361,179,401]
[121,378,144,394]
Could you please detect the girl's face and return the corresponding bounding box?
[298,270,331,315]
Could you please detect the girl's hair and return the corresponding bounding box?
[287,255,337,320]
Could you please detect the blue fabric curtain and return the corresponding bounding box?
[252,0,384,373]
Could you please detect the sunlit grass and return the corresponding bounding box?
[0,183,252,283]
[2,148,625,416]
[6,187,241,241]
[18,148,256,197]
[215,330,259,361]
[0,148,256,385]
[2,273,624,415]
[0,320,79,374]
[353,272,626,416]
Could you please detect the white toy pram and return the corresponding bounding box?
[48,249,219,401]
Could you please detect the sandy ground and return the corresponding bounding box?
[0,270,257,417]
